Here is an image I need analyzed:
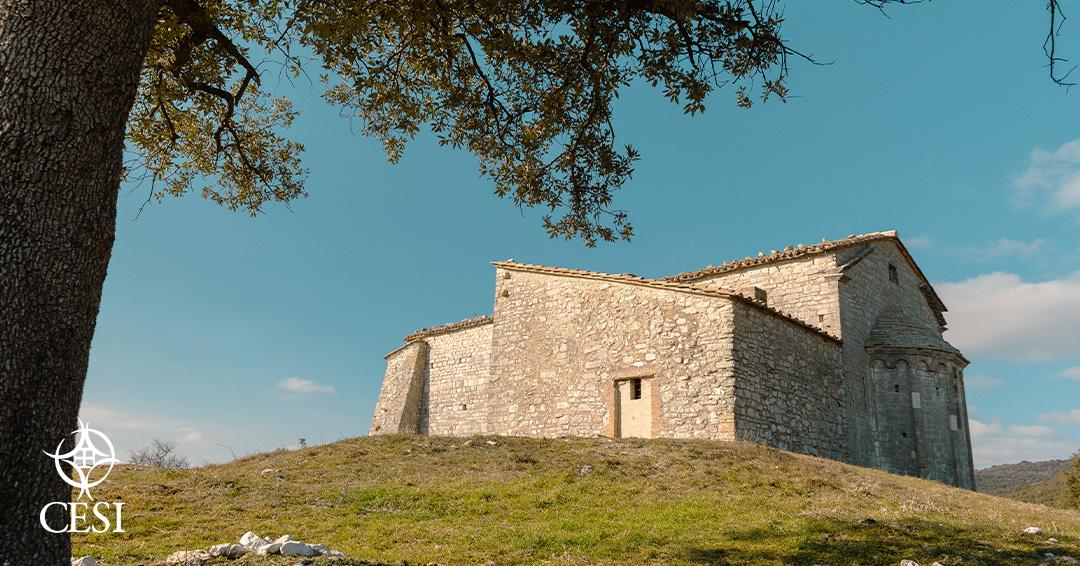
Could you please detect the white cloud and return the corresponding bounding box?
[178,427,205,444]
[937,270,1080,361]
[1013,139,1080,215]
[79,403,150,431]
[1008,424,1057,438]
[970,418,1075,467]
[905,235,936,249]
[903,235,1048,262]
[79,401,216,463]
[277,377,335,394]
[1039,409,1080,425]
[964,373,1003,390]
[1059,367,1080,380]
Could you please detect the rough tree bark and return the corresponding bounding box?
[0,1,159,563]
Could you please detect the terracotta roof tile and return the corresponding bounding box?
[404,315,493,342]
[665,230,899,282]
[663,230,947,315]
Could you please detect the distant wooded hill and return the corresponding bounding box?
[977,458,1077,508]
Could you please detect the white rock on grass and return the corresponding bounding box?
[280,541,318,557]
[164,550,211,565]
[239,531,270,548]
[209,543,249,559]
[1025,526,1047,536]
[274,534,293,544]
[71,557,96,566]
[256,543,283,555]
[899,560,920,566]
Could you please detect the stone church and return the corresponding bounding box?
[370,230,975,488]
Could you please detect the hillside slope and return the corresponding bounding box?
[975,459,1072,495]
[74,436,1080,565]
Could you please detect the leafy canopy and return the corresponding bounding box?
[128,0,905,244]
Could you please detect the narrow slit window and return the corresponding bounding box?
[630,378,642,400]
[894,384,900,393]
[888,263,899,284]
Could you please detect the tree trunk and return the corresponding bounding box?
[0,1,158,563]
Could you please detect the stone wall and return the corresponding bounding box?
[369,341,427,434]
[837,240,973,486]
[730,300,846,459]
[487,267,739,439]
[421,323,493,435]
[688,254,843,334]
[868,355,974,489]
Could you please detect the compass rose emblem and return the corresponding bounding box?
[44,419,120,500]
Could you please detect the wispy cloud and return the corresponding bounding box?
[1058,367,1080,380]
[905,235,1048,262]
[937,270,1080,361]
[79,402,214,462]
[970,418,1075,467]
[277,377,335,394]
[964,373,1003,391]
[1039,409,1080,425]
[80,403,151,431]
[1013,139,1080,215]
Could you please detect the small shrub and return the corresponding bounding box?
[129,439,190,469]
[1067,452,1080,510]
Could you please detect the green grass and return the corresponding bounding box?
[73,435,1080,565]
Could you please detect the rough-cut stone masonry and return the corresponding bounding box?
[370,230,975,488]
[487,267,741,440]
[730,300,845,460]
[421,322,492,436]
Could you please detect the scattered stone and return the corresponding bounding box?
[71,557,96,566]
[165,531,346,563]
[293,560,314,566]
[1025,526,1047,536]
[164,550,211,565]
[240,531,269,547]
[899,560,919,566]
[1050,538,1060,544]
[1059,556,1078,564]
[260,468,279,475]
[280,541,318,557]
[209,543,249,559]
[485,440,497,446]
[579,465,593,475]
[931,563,945,566]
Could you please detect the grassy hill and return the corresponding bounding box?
[1006,469,1073,508]
[73,435,1080,565]
[975,459,1073,496]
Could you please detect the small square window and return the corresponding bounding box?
[888,264,899,284]
[630,378,642,400]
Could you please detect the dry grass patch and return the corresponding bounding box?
[73,435,1080,565]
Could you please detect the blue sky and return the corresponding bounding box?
[83,0,1080,467]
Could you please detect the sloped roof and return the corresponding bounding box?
[492,260,840,342]
[663,230,947,315]
[404,315,493,342]
[865,305,964,360]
